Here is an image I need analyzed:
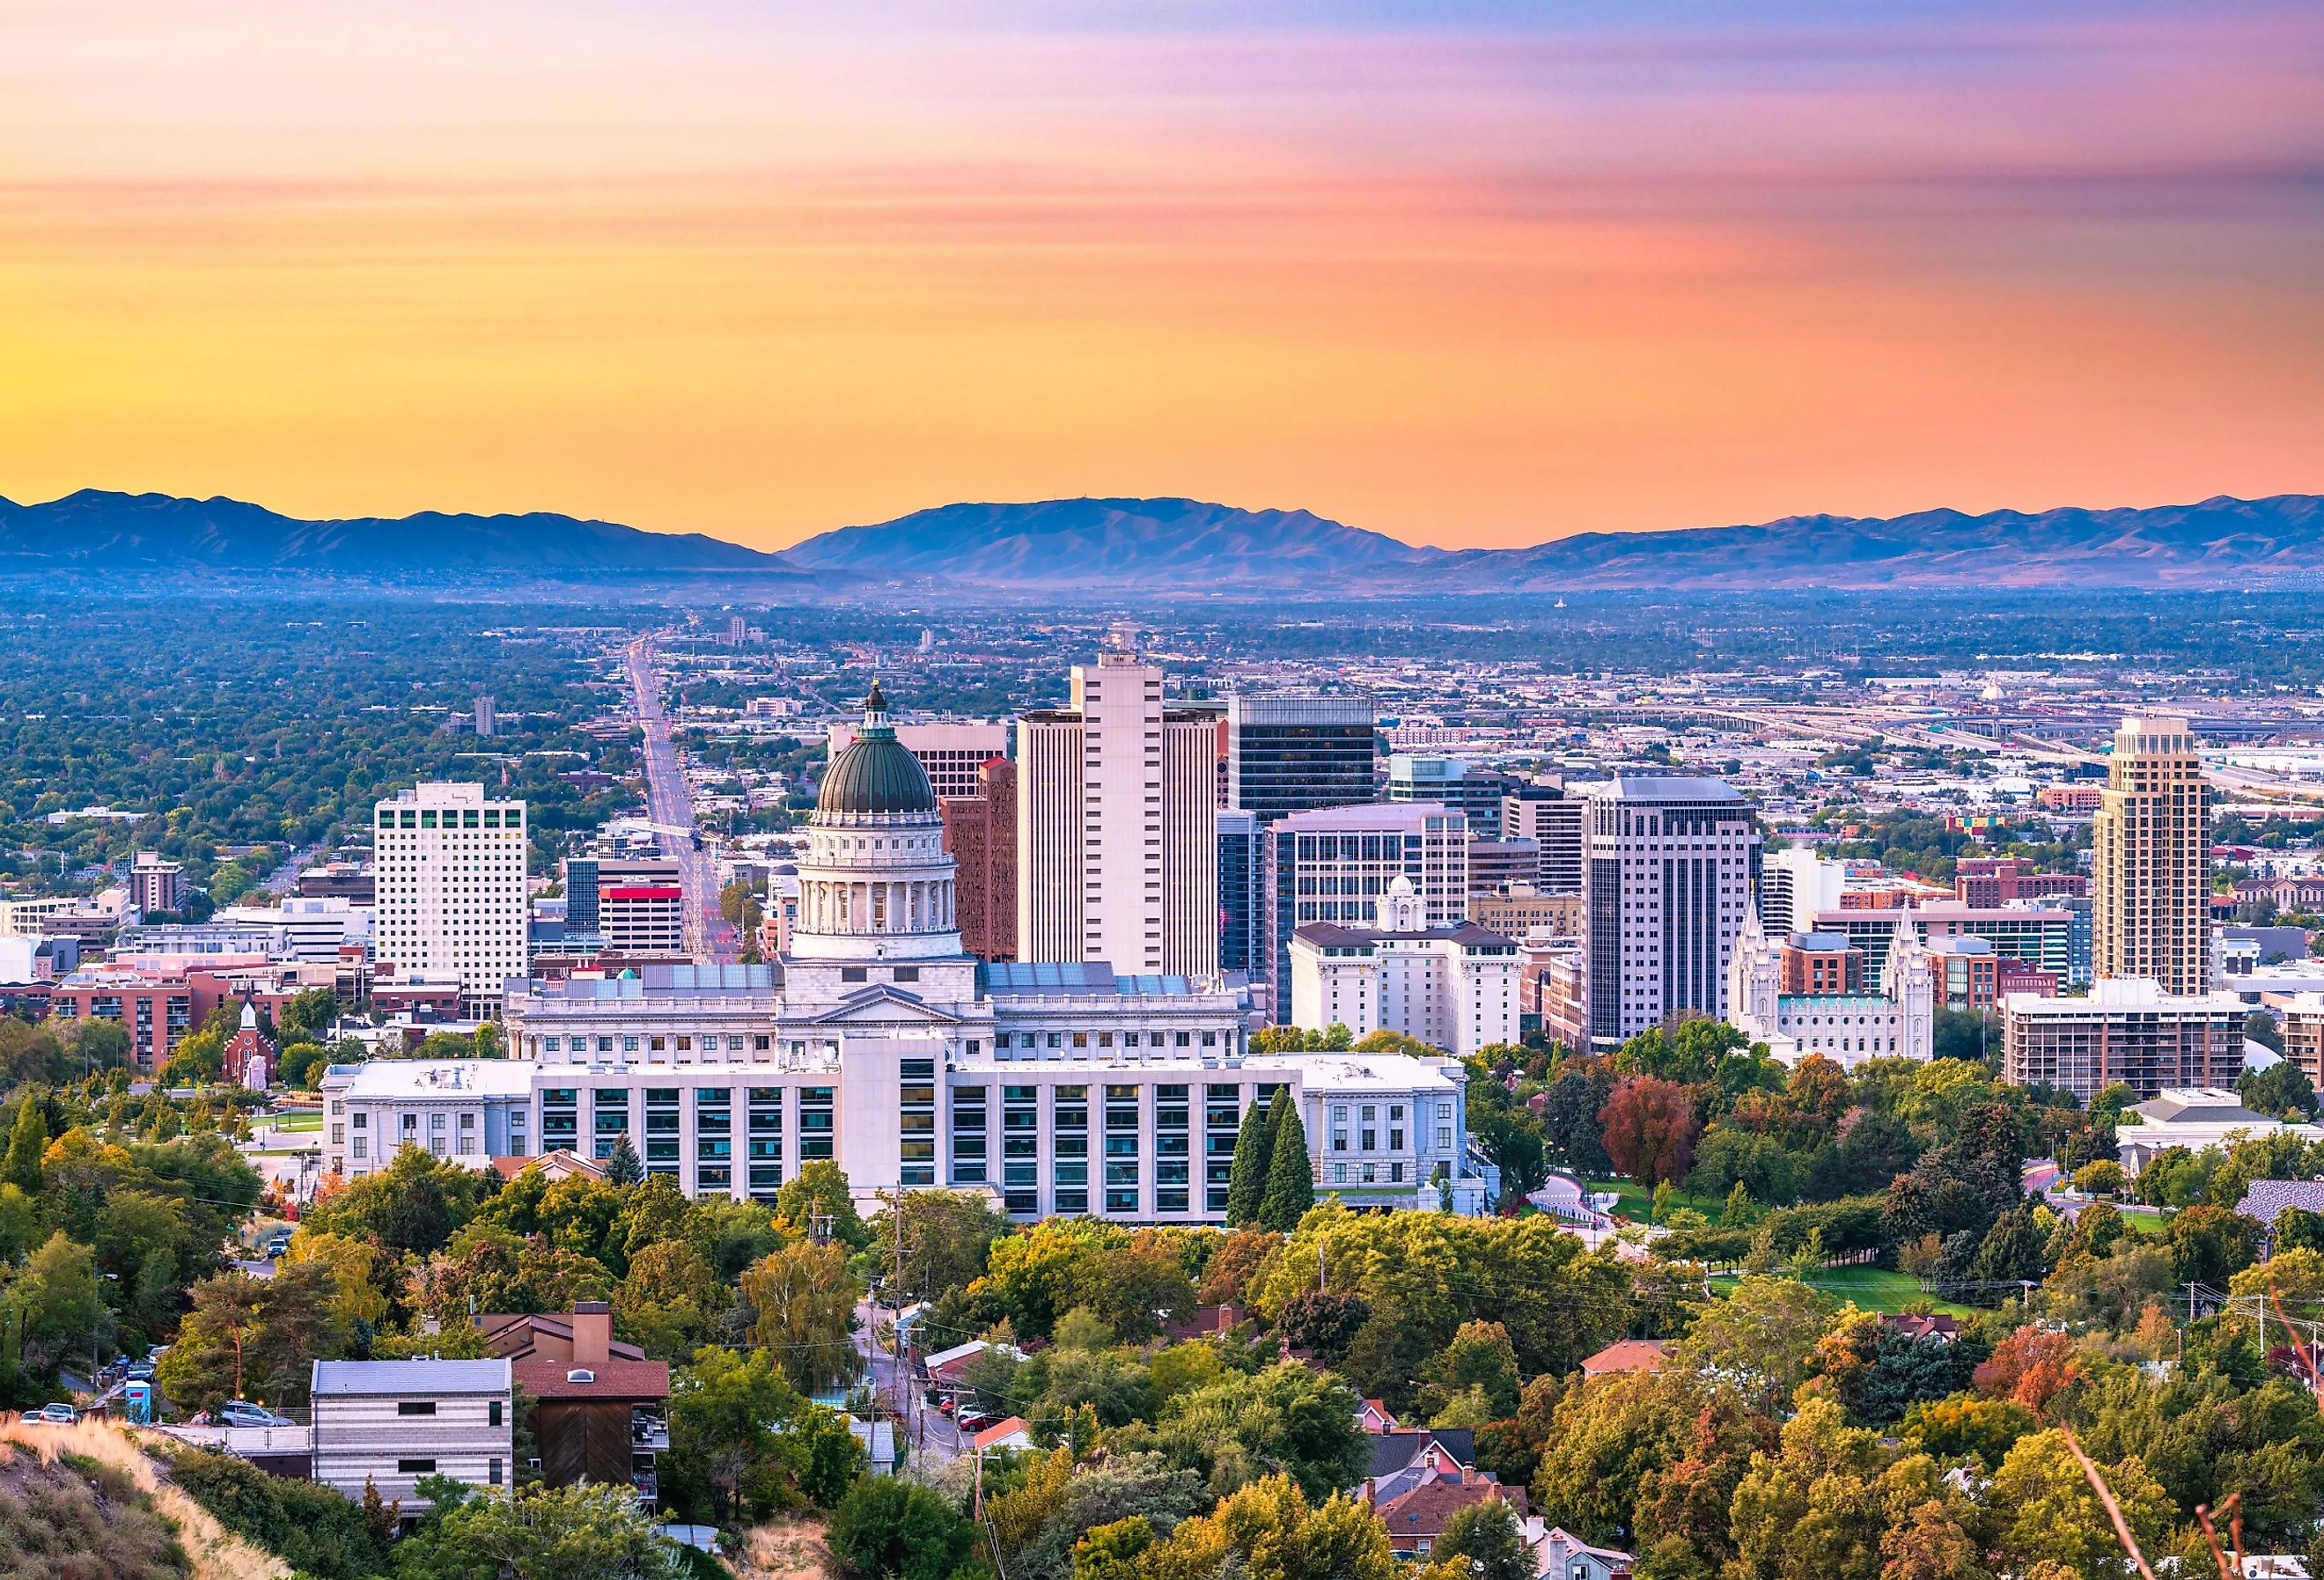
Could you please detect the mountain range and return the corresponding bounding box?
[0,489,802,575]
[5,486,2320,592]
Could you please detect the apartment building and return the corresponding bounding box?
[1288,878,1522,1056]
[1264,803,1470,1024]
[2002,977,2247,1103]
[311,1359,513,1512]
[1502,782,1585,894]
[2092,716,2210,996]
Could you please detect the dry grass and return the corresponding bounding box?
[0,1419,290,1580]
[735,1516,838,1580]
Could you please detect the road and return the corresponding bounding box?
[625,637,738,963]
[857,1297,965,1468]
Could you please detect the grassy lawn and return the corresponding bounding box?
[267,1113,322,1131]
[1711,1265,1977,1317]
[2116,1206,2167,1234]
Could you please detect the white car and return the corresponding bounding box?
[217,1401,293,1428]
[23,1404,76,1425]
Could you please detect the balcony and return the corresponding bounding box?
[631,1471,658,1507]
[632,1411,669,1451]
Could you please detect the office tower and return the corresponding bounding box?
[1388,755,1510,835]
[1467,837,1541,896]
[1759,846,1847,935]
[128,851,187,915]
[942,757,1018,961]
[1264,803,1469,1020]
[561,856,681,939]
[1017,654,1218,975]
[725,615,746,646]
[1581,774,1761,1047]
[1225,694,1377,823]
[474,695,496,739]
[2092,717,2209,996]
[1217,809,1263,974]
[599,883,686,955]
[2004,978,2243,1103]
[375,783,529,1018]
[1503,782,1585,893]
[827,720,1011,801]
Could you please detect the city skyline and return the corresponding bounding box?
[4,0,2318,551]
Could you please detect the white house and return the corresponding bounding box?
[311,1358,513,1514]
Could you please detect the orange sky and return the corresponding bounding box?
[1,2,2319,551]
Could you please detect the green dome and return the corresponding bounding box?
[818,681,937,817]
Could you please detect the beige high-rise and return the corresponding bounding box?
[1017,654,1218,975]
[2092,716,2209,996]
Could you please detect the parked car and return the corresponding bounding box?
[23,1404,76,1425]
[956,1410,1001,1435]
[217,1400,293,1428]
[124,1360,155,1382]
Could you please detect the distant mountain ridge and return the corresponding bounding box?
[7,486,2320,590]
[790,492,2324,591]
[0,489,803,573]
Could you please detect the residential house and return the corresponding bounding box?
[850,1417,897,1476]
[973,1416,1035,1453]
[311,1359,513,1515]
[1579,1340,1668,1380]
[1537,1525,1636,1580]
[1372,1467,1526,1560]
[507,1302,668,1509]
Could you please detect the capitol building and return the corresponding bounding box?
[325,684,1485,1222]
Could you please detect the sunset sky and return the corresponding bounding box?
[2,0,2319,551]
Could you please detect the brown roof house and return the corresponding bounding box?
[1373,1466,1526,1560]
[507,1301,669,1510]
[1579,1339,1668,1380]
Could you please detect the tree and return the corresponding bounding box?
[1260,1099,1315,1231]
[1673,1275,1833,1416]
[4,1095,46,1194]
[1723,1396,1889,1580]
[601,1135,645,1186]
[2240,1059,2318,1118]
[1134,1361,1371,1504]
[423,1481,682,1580]
[828,1477,975,1580]
[276,986,339,1045]
[1430,1498,1531,1580]
[1417,1320,1521,1422]
[667,1343,802,1519]
[1541,1067,1614,1178]
[615,1239,727,1359]
[868,1188,1008,1306]
[1075,1516,1157,1580]
[1599,1077,1700,1188]
[1226,1098,1275,1225]
[741,1239,861,1393]
[1141,1474,1394,1580]
[158,1260,344,1411]
[1989,1429,2172,1580]
[2168,1202,2260,1286]
[775,1159,869,1248]
[300,1144,482,1257]
[1276,1290,1371,1367]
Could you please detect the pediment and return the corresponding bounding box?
[805,985,963,1027]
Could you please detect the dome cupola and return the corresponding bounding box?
[816,680,938,821]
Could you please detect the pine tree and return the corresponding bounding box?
[1225,1096,1274,1224]
[1260,1097,1315,1231]
[4,1095,46,1194]
[603,1135,645,1187]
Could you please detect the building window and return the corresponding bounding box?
[397,1401,437,1415]
[398,1459,438,1474]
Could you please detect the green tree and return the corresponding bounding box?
[775,1159,869,1248]
[1417,1319,1521,1422]
[867,1187,1008,1306]
[614,1239,726,1360]
[425,1481,682,1580]
[1989,1429,2172,1580]
[602,1135,645,1186]
[1431,1498,1532,1580]
[1225,1099,1275,1225]
[1074,1516,1157,1580]
[1260,1099,1315,1231]
[667,1343,804,1519]
[741,1239,862,1393]
[828,1477,974,1580]
[158,1260,343,1411]
[1673,1275,1833,1417]
[1142,1473,1394,1580]
[1131,1360,1369,1503]
[2,1097,45,1195]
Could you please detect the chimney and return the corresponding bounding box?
[571,1300,611,1365]
[1460,1464,1475,1487]
[1361,1479,1374,1508]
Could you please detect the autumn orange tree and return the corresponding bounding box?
[1599,1075,1701,1188]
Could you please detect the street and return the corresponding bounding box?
[625,636,739,963]
[856,1297,965,1468]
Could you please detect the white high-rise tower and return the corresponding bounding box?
[374,783,528,1018]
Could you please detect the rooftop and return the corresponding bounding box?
[1579,774,1746,804]
[1274,802,1461,833]
[328,1060,535,1100]
[511,1356,671,1401]
[313,1358,511,1395]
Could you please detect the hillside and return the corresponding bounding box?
[0,489,805,575]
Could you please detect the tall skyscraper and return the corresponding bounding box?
[1217,808,1263,974]
[1264,802,1469,1020]
[1017,654,1217,975]
[1388,755,1511,835]
[375,783,529,1018]
[1581,775,1761,1047]
[1225,694,1377,823]
[942,756,1018,961]
[1503,781,1585,893]
[474,695,496,739]
[2092,715,2210,996]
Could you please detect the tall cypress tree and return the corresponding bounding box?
[1260,1098,1316,1231]
[1225,1095,1274,1225]
[3,1095,46,1195]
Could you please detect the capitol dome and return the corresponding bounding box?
[817,680,937,821]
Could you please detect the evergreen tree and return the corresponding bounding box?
[1225,1096,1274,1224]
[1261,1098,1316,1231]
[4,1095,46,1195]
[602,1135,645,1187]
